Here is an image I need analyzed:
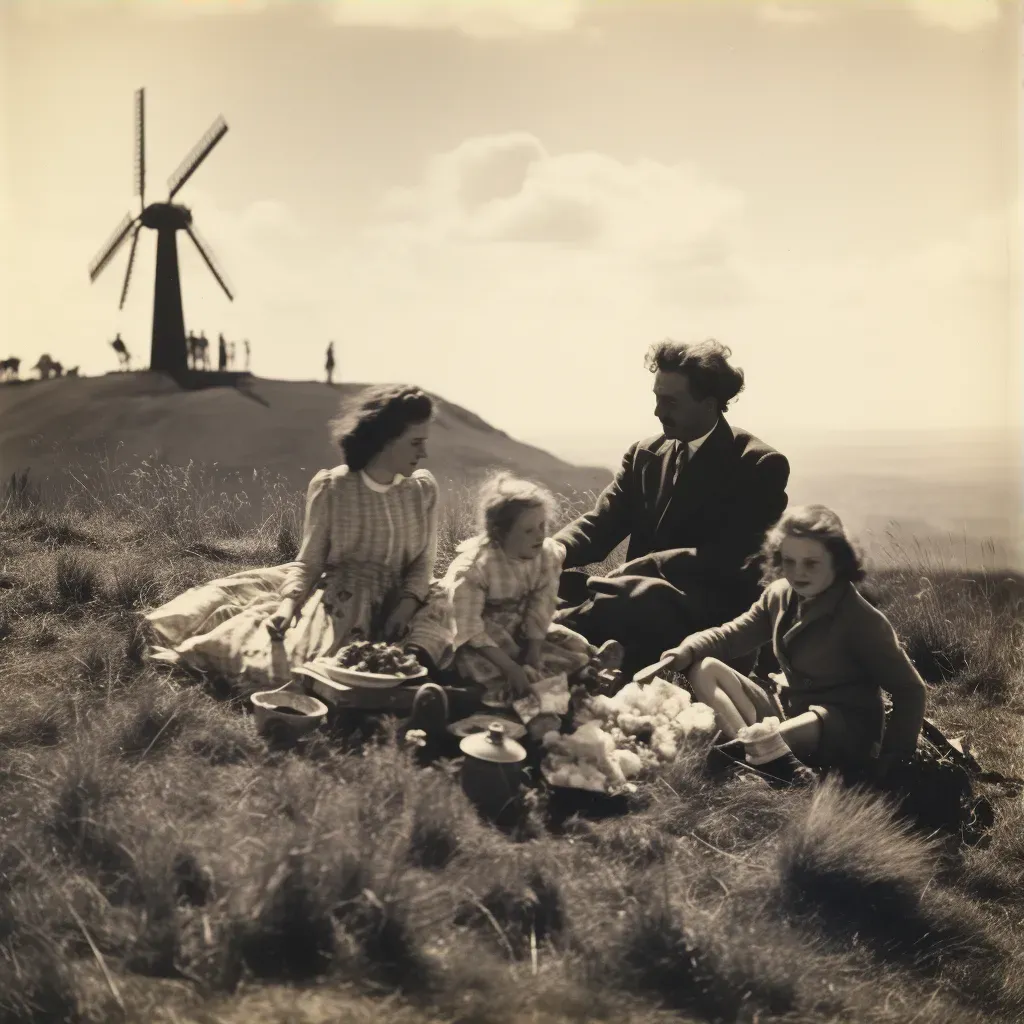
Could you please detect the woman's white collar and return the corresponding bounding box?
[360,470,405,492]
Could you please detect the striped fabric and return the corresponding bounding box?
[281,465,439,605]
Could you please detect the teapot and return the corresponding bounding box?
[459,722,527,822]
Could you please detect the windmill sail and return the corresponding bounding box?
[89,212,136,282]
[185,223,234,301]
[167,116,228,200]
[134,88,145,205]
[119,226,141,310]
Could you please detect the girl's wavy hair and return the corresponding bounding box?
[758,504,866,586]
[476,471,559,545]
[329,384,433,472]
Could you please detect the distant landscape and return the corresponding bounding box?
[1,372,1018,570]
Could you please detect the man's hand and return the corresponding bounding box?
[265,598,297,640]
[383,596,420,642]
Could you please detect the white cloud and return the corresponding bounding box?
[322,0,585,36]
[11,0,587,34]
[908,0,1003,31]
[376,132,746,257]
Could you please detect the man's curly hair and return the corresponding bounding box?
[645,338,745,413]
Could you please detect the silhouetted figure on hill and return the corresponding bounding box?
[0,357,19,380]
[218,333,227,372]
[111,334,131,371]
[33,354,59,379]
[229,340,237,369]
[325,342,335,385]
[197,332,210,370]
[244,339,251,371]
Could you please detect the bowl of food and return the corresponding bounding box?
[250,690,329,738]
[322,640,429,690]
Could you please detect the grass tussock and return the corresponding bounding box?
[0,453,1021,1023]
[54,551,101,608]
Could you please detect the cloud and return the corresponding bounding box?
[907,0,1003,31]
[10,0,588,34]
[375,132,746,260]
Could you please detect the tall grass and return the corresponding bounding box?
[0,454,1022,1023]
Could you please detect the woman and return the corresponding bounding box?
[658,504,926,784]
[145,384,451,695]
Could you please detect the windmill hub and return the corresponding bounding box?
[141,203,192,231]
[87,88,233,381]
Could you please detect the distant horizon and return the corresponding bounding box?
[6,368,1020,477]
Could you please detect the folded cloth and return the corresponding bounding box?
[736,717,790,766]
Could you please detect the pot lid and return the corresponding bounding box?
[449,714,527,741]
[459,722,527,763]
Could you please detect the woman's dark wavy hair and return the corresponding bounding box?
[758,504,866,587]
[329,384,433,472]
[644,338,745,413]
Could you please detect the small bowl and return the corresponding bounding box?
[250,690,329,738]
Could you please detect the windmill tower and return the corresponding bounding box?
[88,89,234,379]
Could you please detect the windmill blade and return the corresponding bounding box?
[185,222,234,301]
[134,87,145,206]
[88,213,136,282]
[118,226,141,310]
[167,115,229,200]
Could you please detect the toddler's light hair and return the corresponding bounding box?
[476,471,559,544]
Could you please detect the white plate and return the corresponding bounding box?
[295,663,427,691]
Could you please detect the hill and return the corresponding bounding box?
[0,372,613,503]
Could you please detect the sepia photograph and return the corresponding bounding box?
[1,0,1022,1021]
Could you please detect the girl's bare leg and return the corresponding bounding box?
[687,658,759,739]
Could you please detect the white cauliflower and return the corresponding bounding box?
[543,677,716,792]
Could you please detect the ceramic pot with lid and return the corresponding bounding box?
[459,722,527,821]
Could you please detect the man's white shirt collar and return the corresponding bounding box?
[687,418,720,458]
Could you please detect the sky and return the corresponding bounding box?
[1,0,1020,470]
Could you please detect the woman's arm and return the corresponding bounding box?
[280,470,332,606]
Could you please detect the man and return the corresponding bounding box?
[554,339,790,680]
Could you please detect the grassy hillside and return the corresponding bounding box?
[0,374,613,511]
[1,460,1023,1024]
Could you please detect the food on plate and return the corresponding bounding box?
[541,679,716,793]
[335,640,423,677]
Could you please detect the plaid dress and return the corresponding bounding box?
[417,535,592,702]
[145,465,444,694]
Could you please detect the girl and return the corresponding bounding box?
[659,504,926,783]
[420,473,622,722]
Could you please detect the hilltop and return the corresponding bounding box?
[0,372,612,501]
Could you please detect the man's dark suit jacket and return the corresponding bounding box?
[554,417,790,618]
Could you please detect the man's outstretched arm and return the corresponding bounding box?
[553,445,637,569]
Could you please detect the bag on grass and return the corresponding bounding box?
[879,718,1022,847]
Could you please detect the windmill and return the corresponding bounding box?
[88,88,234,378]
